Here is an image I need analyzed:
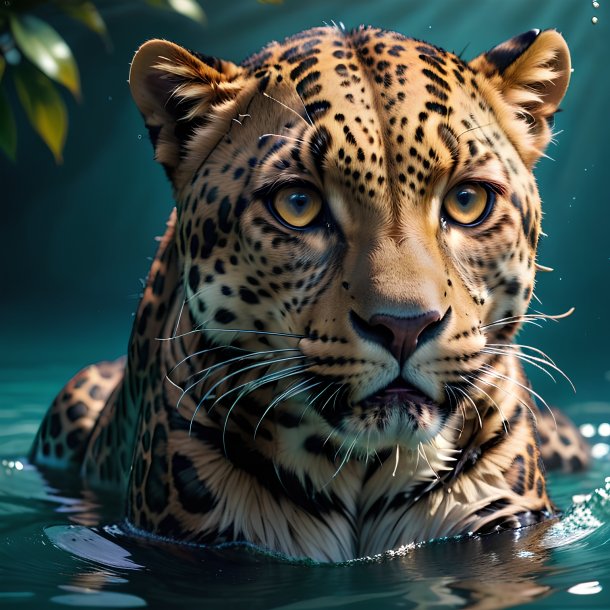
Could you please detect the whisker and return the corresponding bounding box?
[456,121,494,140]
[218,365,311,452]
[487,342,557,366]
[481,307,575,330]
[444,384,466,436]
[157,326,305,341]
[483,348,558,385]
[262,92,312,127]
[331,433,361,481]
[318,385,344,416]
[392,444,400,477]
[253,377,316,438]
[459,375,509,434]
[418,442,440,481]
[259,133,307,145]
[467,370,536,429]
[479,364,557,429]
[172,291,187,338]
[176,349,302,409]
[188,357,306,431]
[452,384,483,429]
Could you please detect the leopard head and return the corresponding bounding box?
[129,26,570,455]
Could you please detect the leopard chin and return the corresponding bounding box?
[330,379,448,453]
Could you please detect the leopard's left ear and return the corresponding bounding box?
[469,29,571,167]
[129,40,245,185]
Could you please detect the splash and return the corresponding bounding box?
[542,477,610,548]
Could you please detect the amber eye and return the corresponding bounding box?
[442,182,494,226]
[270,186,323,229]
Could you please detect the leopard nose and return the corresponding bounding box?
[351,310,442,365]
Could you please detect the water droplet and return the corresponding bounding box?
[593,1,600,8]
[592,16,599,24]
[137,134,142,140]
[568,581,602,596]
[598,422,610,436]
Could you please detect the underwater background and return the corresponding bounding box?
[0,0,609,608]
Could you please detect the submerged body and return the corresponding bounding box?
[32,25,589,561]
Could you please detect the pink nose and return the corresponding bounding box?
[365,311,442,364]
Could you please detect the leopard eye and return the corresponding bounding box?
[442,182,494,226]
[270,186,323,229]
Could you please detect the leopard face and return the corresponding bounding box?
[129,26,569,457]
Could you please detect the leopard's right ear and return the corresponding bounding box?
[129,40,244,183]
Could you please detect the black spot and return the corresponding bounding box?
[66,401,88,421]
[89,384,103,400]
[215,308,236,324]
[66,429,81,450]
[188,266,200,292]
[172,453,218,514]
[310,126,332,172]
[510,455,526,494]
[218,197,232,233]
[144,423,170,513]
[239,287,259,304]
[504,278,521,296]
[296,71,321,98]
[50,413,61,439]
[201,219,218,259]
[290,57,318,81]
[190,235,200,259]
[305,100,331,119]
[206,186,218,204]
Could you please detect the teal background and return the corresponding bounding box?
[0,1,609,609]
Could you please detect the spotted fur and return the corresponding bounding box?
[32,25,590,561]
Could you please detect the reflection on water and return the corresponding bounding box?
[0,413,609,610]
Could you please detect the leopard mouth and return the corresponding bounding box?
[306,374,445,447]
[360,378,439,411]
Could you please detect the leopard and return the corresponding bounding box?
[31,24,591,562]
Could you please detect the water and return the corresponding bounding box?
[2,0,609,608]
[1,354,609,609]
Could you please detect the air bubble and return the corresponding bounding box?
[592,16,599,24]
[137,134,142,140]
[593,1,600,8]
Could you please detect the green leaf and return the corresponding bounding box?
[14,61,67,163]
[146,0,206,23]
[0,86,17,161]
[58,1,110,47]
[168,0,206,22]
[10,14,81,98]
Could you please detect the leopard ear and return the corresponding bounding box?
[129,40,243,183]
[469,29,571,167]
